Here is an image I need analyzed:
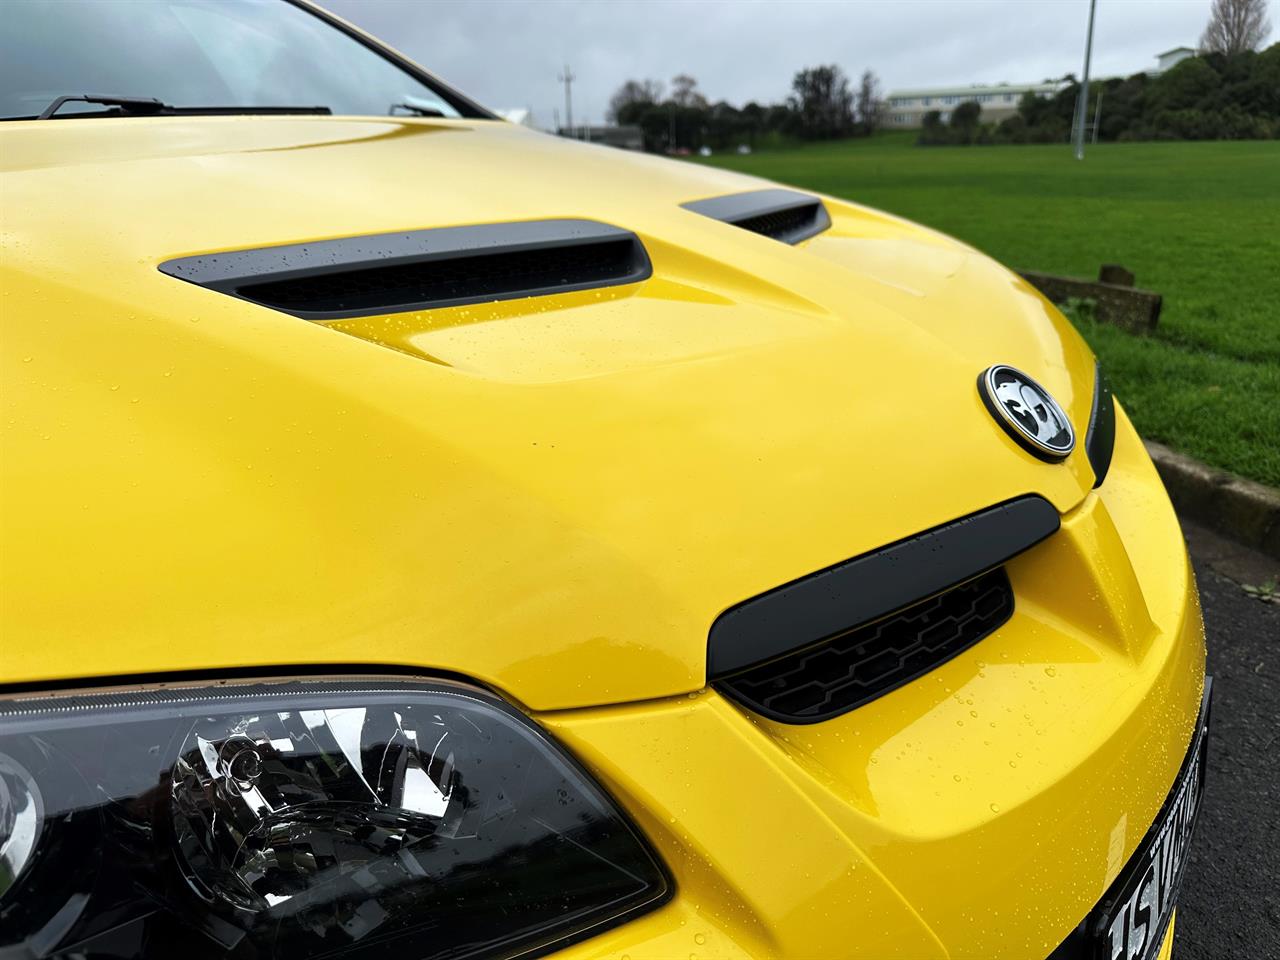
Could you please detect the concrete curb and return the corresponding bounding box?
[1145,441,1280,562]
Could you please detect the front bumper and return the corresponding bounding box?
[538,402,1207,959]
[1051,678,1210,960]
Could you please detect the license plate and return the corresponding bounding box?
[1090,679,1212,960]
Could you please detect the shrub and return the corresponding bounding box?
[1059,297,1098,325]
[917,110,949,145]
[1004,44,1280,144]
[995,114,1028,143]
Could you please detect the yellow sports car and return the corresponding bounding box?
[0,2,1209,958]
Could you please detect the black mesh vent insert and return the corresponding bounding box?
[731,203,826,243]
[238,238,641,316]
[716,568,1014,723]
[682,188,831,245]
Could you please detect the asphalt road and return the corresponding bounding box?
[1172,530,1279,959]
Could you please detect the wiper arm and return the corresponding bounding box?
[33,94,332,121]
[39,94,166,120]
[166,105,331,116]
[390,102,445,118]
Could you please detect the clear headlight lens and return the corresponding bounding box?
[0,753,41,898]
[0,677,669,958]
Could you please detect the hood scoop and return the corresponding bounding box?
[159,219,652,320]
[682,188,831,245]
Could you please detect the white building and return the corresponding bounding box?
[882,82,1063,128]
[1154,47,1196,72]
[884,47,1198,129]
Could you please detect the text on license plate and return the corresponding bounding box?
[1100,722,1207,960]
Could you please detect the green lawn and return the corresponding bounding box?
[698,134,1280,486]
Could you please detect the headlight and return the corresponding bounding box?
[1085,361,1115,487]
[0,677,670,958]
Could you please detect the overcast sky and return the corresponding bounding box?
[326,0,1214,127]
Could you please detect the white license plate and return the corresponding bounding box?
[1091,681,1212,960]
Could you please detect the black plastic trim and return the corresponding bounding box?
[717,568,1015,724]
[682,188,832,244]
[159,219,652,320]
[707,495,1060,679]
[1085,362,1116,488]
[0,662,495,698]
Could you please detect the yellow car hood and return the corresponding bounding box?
[0,117,1098,708]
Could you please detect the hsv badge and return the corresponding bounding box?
[978,364,1075,462]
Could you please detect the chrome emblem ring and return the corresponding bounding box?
[978,364,1075,462]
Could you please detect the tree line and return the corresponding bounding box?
[607,0,1274,152]
[608,65,885,153]
[918,42,1280,146]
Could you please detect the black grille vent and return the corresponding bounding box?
[717,568,1015,724]
[682,188,831,244]
[238,238,639,316]
[732,205,826,243]
[159,220,651,321]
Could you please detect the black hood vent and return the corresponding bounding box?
[682,188,831,244]
[709,496,1060,723]
[159,220,652,321]
[718,568,1015,723]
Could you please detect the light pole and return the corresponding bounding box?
[1073,0,1097,160]
[558,65,576,138]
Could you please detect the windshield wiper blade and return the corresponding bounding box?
[166,105,331,116]
[38,94,166,120]
[390,102,444,118]
[33,94,332,121]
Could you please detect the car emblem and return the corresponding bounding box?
[978,364,1075,462]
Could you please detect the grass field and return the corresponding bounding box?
[698,134,1280,486]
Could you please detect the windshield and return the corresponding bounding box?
[0,0,481,120]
